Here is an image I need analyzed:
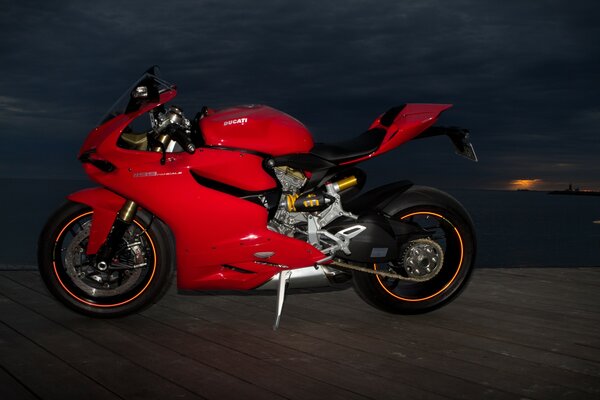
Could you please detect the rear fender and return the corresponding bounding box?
[345,180,414,215]
[345,182,468,221]
[377,185,473,225]
[67,188,126,255]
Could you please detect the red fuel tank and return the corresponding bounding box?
[199,105,314,156]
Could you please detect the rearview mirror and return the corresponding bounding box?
[132,86,148,99]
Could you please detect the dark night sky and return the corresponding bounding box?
[1,0,599,190]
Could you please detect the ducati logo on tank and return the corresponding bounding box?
[223,117,248,126]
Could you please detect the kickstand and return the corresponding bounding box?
[273,270,292,330]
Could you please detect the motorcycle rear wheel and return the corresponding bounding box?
[38,201,174,317]
[352,188,476,314]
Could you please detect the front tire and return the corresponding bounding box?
[38,201,174,317]
[352,187,476,314]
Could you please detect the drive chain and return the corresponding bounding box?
[324,260,426,282]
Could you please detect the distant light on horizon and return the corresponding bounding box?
[509,178,542,191]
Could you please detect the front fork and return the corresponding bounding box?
[95,200,138,270]
[94,133,163,265]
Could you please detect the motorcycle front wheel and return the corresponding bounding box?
[38,201,174,317]
[352,188,476,314]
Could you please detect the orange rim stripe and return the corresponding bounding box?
[52,212,157,308]
[375,211,464,302]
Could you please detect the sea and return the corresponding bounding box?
[0,178,598,269]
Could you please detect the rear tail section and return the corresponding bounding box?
[368,104,453,155]
[338,104,453,165]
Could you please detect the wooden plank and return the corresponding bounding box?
[69,323,288,400]
[0,314,120,400]
[292,288,600,377]
[162,270,598,398]
[432,302,600,350]
[0,275,288,400]
[136,304,449,400]
[145,301,490,400]
[2,267,600,400]
[7,272,471,399]
[477,269,600,305]
[7,272,451,400]
[457,298,600,336]
[0,264,35,271]
[0,277,202,400]
[201,282,600,363]
[489,267,600,286]
[169,291,596,400]
[462,280,600,320]
[303,270,600,347]
[157,293,545,400]
[0,273,374,400]
[0,364,41,400]
[287,290,600,395]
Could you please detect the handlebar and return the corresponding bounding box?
[152,105,195,154]
[166,124,196,154]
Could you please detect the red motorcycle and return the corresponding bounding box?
[38,67,478,328]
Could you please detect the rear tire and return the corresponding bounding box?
[38,201,174,317]
[352,187,476,314]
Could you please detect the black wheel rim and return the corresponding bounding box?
[52,211,157,307]
[374,211,464,302]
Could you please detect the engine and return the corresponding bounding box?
[268,166,366,262]
[268,166,308,237]
[273,166,306,193]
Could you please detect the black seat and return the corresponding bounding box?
[310,105,406,163]
[310,128,386,163]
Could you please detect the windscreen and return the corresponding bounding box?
[98,67,175,125]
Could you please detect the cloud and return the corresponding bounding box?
[0,0,598,186]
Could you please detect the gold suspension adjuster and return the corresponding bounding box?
[334,176,358,192]
[285,175,358,212]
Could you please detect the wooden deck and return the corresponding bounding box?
[0,267,599,400]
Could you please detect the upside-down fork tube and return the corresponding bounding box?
[95,200,139,265]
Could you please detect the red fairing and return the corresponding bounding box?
[200,105,314,155]
[71,87,324,290]
[342,104,452,165]
[78,129,325,290]
[80,90,178,157]
[68,188,126,255]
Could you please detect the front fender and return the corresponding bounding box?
[68,188,126,254]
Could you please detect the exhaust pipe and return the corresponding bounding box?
[256,265,351,290]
